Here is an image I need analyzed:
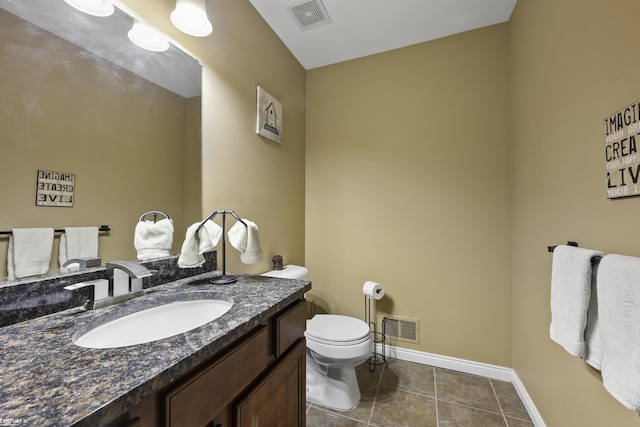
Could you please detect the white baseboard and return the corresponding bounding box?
[382,345,546,427]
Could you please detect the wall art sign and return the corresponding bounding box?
[604,100,640,199]
[35,169,74,207]
[256,86,283,144]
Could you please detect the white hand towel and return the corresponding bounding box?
[134,218,174,261]
[597,254,640,412]
[178,221,222,268]
[228,219,264,264]
[584,261,603,370]
[549,244,602,358]
[59,226,99,272]
[7,228,54,280]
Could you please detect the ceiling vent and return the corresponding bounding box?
[287,0,331,31]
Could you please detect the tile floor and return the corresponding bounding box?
[306,358,534,427]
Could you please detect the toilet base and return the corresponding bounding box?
[306,350,362,411]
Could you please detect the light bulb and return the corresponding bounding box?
[64,0,114,17]
[171,0,213,37]
[128,20,170,52]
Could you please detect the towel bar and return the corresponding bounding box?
[138,210,170,223]
[0,225,110,236]
[547,241,578,252]
[548,241,602,262]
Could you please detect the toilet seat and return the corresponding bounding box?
[306,314,370,345]
[306,334,371,346]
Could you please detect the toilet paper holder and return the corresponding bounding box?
[364,289,386,372]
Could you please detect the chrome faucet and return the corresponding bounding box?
[64,261,153,310]
[106,261,153,296]
[62,257,102,271]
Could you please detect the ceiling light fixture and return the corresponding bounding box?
[63,0,114,17]
[128,20,170,52]
[170,0,213,37]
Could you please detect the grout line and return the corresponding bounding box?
[434,366,440,427]
[437,399,512,419]
[489,378,509,427]
[366,363,385,426]
[309,404,367,425]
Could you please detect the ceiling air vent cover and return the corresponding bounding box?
[288,0,332,31]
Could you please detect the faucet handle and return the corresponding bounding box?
[63,279,109,310]
[63,257,102,271]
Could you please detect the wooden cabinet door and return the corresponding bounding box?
[235,339,306,427]
[165,326,269,427]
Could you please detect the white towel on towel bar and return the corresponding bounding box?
[134,218,174,261]
[177,221,222,268]
[228,219,264,264]
[59,226,99,272]
[597,254,640,412]
[549,244,602,358]
[7,228,54,280]
[584,261,603,370]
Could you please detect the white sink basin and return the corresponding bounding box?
[73,298,233,349]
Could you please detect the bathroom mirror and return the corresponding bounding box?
[0,0,203,282]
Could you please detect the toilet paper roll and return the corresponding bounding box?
[363,280,384,300]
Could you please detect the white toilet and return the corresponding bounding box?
[262,265,374,411]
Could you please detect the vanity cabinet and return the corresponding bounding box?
[235,339,305,427]
[108,298,307,427]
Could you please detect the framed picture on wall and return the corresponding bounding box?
[256,86,283,144]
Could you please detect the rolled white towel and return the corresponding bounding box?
[178,221,222,268]
[134,218,174,261]
[7,228,54,280]
[228,219,264,264]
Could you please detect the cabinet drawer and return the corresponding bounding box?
[274,299,306,357]
[164,326,269,427]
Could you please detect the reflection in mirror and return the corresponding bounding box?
[0,0,203,283]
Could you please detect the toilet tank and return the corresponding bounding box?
[261,265,308,280]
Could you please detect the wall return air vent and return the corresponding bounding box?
[287,0,332,31]
[380,315,420,344]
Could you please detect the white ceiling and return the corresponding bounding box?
[248,0,517,70]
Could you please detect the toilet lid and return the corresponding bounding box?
[306,314,371,343]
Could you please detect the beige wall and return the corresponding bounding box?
[510,0,640,425]
[120,0,307,275]
[305,24,512,367]
[0,10,192,279]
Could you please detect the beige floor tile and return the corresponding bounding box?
[438,401,507,427]
[491,379,532,422]
[356,360,384,386]
[307,406,367,426]
[379,359,435,397]
[505,417,535,427]
[369,387,437,427]
[435,368,502,413]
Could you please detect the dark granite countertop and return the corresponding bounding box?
[0,272,311,427]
